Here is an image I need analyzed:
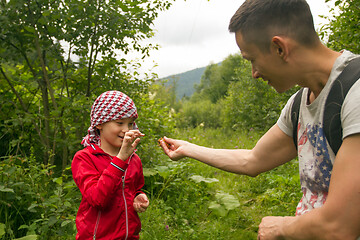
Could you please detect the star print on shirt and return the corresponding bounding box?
[299,123,333,192]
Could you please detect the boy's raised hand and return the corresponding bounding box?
[117,130,144,161]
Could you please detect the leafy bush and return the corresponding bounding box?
[0,127,302,240]
[175,99,223,128]
[135,93,177,167]
[321,0,360,53]
[138,128,301,239]
[221,66,299,132]
[173,53,299,133]
[0,153,79,239]
[142,159,243,239]
[0,0,173,169]
[194,54,244,103]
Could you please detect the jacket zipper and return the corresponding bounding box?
[97,152,134,239]
[93,210,101,240]
[122,175,129,240]
[122,152,134,240]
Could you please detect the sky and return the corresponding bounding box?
[135,0,335,78]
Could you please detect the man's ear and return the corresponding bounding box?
[271,36,289,61]
[95,125,102,130]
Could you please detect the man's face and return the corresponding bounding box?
[235,31,293,93]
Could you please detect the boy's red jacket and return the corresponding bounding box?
[72,144,145,240]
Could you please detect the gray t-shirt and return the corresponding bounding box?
[277,50,360,215]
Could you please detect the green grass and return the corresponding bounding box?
[0,127,301,239]
[140,127,301,239]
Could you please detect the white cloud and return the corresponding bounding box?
[132,0,335,78]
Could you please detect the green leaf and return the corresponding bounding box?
[0,223,5,237]
[42,10,51,17]
[143,168,158,177]
[60,220,72,227]
[154,166,171,178]
[48,216,57,226]
[0,185,14,193]
[208,202,227,217]
[23,26,35,33]
[215,192,241,211]
[14,235,38,240]
[189,175,219,183]
[18,225,29,230]
[53,177,63,185]
[28,203,38,212]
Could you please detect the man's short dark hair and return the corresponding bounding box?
[229,0,319,51]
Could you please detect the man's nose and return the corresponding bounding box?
[252,66,260,79]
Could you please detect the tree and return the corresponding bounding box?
[321,0,360,53]
[177,53,298,131]
[194,54,243,103]
[221,64,298,132]
[0,0,173,167]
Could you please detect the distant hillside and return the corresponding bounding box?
[158,66,206,100]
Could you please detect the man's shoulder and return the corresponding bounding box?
[333,50,359,73]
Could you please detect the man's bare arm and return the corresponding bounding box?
[160,124,297,176]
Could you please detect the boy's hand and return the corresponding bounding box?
[117,130,144,161]
[133,193,149,213]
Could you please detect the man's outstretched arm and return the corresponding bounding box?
[160,124,297,177]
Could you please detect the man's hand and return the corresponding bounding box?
[133,193,149,213]
[258,216,293,240]
[158,136,188,161]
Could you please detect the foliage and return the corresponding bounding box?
[0,154,80,239]
[149,80,182,112]
[135,92,177,168]
[321,0,360,53]
[0,0,355,239]
[221,62,299,131]
[175,53,299,131]
[194,54,241,103]
[0,127,301,239]
[208,191,241,217]
[140,127,301,239]
[0,0,173,168]
[175,99,223,128]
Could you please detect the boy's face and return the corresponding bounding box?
[235,31,293,93]
[96,118,135,150]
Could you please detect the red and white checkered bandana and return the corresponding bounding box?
[81,91,138,147]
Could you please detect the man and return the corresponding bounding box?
[159,0,360,239]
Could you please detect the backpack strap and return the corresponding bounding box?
[291,88,304,150]
[291,57,360,154]
[323,57,360,155]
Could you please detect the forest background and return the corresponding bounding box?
[0,0,359,239]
